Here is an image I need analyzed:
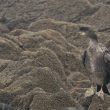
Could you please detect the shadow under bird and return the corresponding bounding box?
[79,26,110,100]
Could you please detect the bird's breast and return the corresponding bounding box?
[90,52,105,73]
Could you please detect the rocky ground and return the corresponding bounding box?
[0,0,110,110]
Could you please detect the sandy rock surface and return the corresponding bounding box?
[0,0,110,110]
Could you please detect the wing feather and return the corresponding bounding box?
[82,50,87,67]
[104,50,110,84]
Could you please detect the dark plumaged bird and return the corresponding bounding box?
[79,26,110,100]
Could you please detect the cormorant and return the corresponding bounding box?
[79,26,110,100]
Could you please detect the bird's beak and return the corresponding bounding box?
[78,32,86,36]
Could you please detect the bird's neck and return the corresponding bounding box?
[89,39,98,48]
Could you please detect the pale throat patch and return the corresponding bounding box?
[79,32,86,36]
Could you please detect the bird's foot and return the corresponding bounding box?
[85,86,95,97]
[96,90,104,100]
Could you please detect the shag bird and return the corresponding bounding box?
[79,26,110,100]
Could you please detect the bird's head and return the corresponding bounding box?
[79,26,98,42]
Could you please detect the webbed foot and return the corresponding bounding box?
[85,86,95,97]
[96,89,104,100]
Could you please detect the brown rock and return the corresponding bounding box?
[88,0,110,4]
[4,66,65,95]
[0,23,9,33]
[12,88,81,110]
[80,5,110,30]
[20,48,66,81]
[88,95,110,110]
[28,19,89,49]
[0,103,16,110]
[12,29,72,51]
[30,89,77,110]
[0,37,22,60]
[0,0,91,29]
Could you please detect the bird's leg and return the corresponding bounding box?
[97,84,101,92]
[85,85,95,97]
[96,85,104,100]
[102,84,110,95]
